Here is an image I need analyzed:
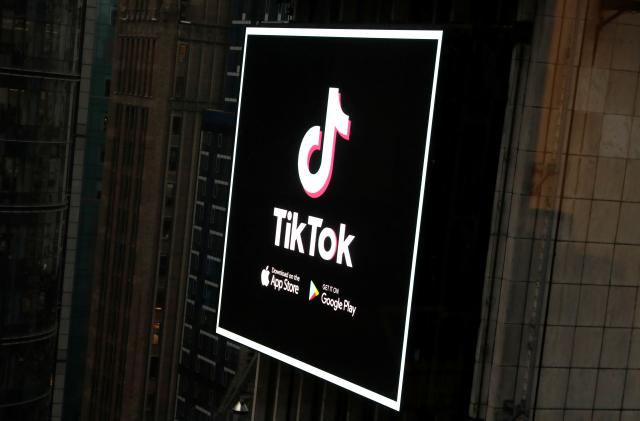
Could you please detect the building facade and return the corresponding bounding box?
[174,2,292,419]
[81,1,233,420]
[52,0,118,419]
[472,0,640,419]
[0,1,85,420]
[175,109,244,421]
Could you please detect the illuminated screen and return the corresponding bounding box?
[217,27,442,410]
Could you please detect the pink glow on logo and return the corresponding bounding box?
[297,88,351,198]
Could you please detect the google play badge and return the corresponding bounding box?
[309,281,320,301]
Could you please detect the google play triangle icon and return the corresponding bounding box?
[309,281,320,301]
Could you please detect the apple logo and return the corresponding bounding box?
[261,266,270,287]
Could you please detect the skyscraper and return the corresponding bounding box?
[81,1,234,419]
[174,2,291,419]
[51,0,118,419]
[0,1,86,419]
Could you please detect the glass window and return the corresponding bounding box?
[214,156,230,176]
[185,303,195,326]
[192,228,201,249]
[149,356,159,378]
[188,277,197,300]
[199,154,209,176]
[165,183,176,207]
[197,179,206,201]
[202,284,217,307]
[158,255,169,277]
[162,218,172,239]
[169,147,179,172]
[210,207,226,232]
[174,76,185,98]
[212,183,228,207]
[189,253,199,276]
[205,256,219,279]
[171,115,182,136]
[194,203,204,226]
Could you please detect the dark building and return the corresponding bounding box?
[51,0,118,419]
[81,1,234,420]
[0,1,86,420]
[174,2,291,419]
[175,109,243,420]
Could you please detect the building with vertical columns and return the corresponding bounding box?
[0,1,85,420]
[52,0,117,419]
[174,2,292,420]
[81,1,232,420]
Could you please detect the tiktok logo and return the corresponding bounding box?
[297,87,351,198]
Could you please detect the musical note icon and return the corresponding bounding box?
[297,87,351,198]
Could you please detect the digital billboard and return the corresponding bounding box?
[216,27,442,410]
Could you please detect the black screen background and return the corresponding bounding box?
[218,34,438,400]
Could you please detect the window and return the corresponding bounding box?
[197,179,207,201]
[198,333,218,356]
[192,228,202,249]
[188,277,197,300]
[190,253,200,276]
[205,256,219,279]
[165,183,176,207]
[169,147,179,172]
[176,399,186,418]
[215,156,230,176]
[155,288,166,308]
[224,345,239,365]
[162,218,172,239]
[222,370,234,387]
[158,255,169,277]
[171,115,182,136]
[174,76,185,98]
[201,309,215,332]
[202,132,212,152]
[212,183,228,206]
[203,284,217,307]
[178,43,189,63]
[207,234,223,256]
[183,323,193,346]
[210,207,226,232]
[199,154,209,176]
[195,203,204,226]
[179,374,190,396]
[149,356,159,378]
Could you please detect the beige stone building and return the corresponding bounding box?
[471,0,640,419]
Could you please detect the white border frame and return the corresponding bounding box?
[216,27,443,412]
